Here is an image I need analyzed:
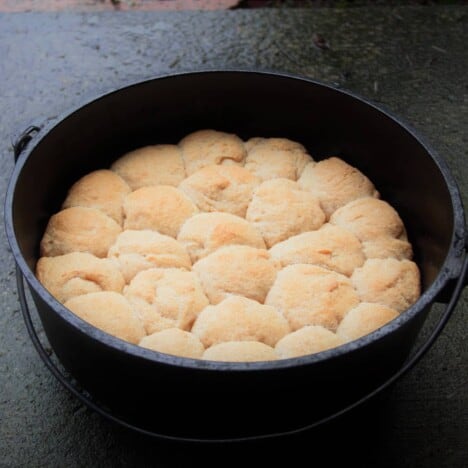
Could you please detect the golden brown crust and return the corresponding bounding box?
[107,230,192,283]
[40,207,122,258]
[269,223,365,276]
[244,137,264,153]
[64,291,145,344]
[139,328,205,359]
[123,185,198,238]
[337,302,400,341]
[177,212,265,263]
[330,197,406,241]
[246,178,326,248]
[36,252,125,303]
[244,137,312,181]
[179,129,246,175]
[62,169,131,225]
[351,258,421,312]
[362,237,413,261]
[203,341,277,362]
[179,165,260,218]
[111,145,185,190]
[124,268,209,334]
[192,245,279,304]
[192,296,290,347]
[265,264,360,332]
[298,157,379,218]
[275,325,345,359]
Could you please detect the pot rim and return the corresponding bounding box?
[5,69,467,372]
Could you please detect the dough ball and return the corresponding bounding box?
[192,295,290,347]
[246,178,326,248]
[275,325,345,359]
[336,302,399,341]
[139,328,204,359]
[203,341,276,362]
[62,169,131,225]
[177,212,265,263]
[269,224,365,277]
[351,258,421,312]
[298,157,379,218]
[179,129,246,175]
[36,252,125,303]
[244,137,312,181]
[362,237,413,261]
[244,137,264,152]
[330,197,407,241]
[265,264,360,332]
[111,145,185,190]
[64,291,145,344]
[40,207,122,258]
[193,246,278,304]
[125,268,209,334]
[108,230,191,283]
[123,185,198,238]
[337,302,400,341]
[179,165,260,218]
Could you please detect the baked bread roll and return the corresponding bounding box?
[193,245,278,304]
[36,252,125,303]
[36,130,422,360]
[330,197,413,261]
[111,145,185,190]
[179,129,246,175]
[192,295,290,347]
[124,268,209,334]
[298,157,379,218]
[362,237,413,261]
[40,207,122,258]
[62,169,131,225]
[139,328,204,359]
[203,341,277,362]
[244,137,312,181]
[64,291,145,344]
[337,302,400,341]
[108,230,191,283]
[244,137,263,152]
[123,185,198,238]
[265,264,359,331]
[269,224,365,277]
[330,197,407,241]
[275,325,345,359]
[245,178,326,248]
[177,212,265,263]
[179,165,260,218]
[351,258,420,312]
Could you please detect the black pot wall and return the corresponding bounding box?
[13,72,454,284]
[30,285,428,440]
[7,71,466,440]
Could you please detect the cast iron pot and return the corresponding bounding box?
[5,70,468,442]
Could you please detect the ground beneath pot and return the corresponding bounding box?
[0,0,467,11]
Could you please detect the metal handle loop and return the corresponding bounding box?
[16,268,159,439]
[16,253,468,443]
[12,126,40,161]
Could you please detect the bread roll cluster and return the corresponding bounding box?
[36,129,421,362]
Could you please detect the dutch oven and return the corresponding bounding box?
[5,70,468,442]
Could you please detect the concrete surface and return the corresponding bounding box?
[0,0,242,12]
[0,7,467,467]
